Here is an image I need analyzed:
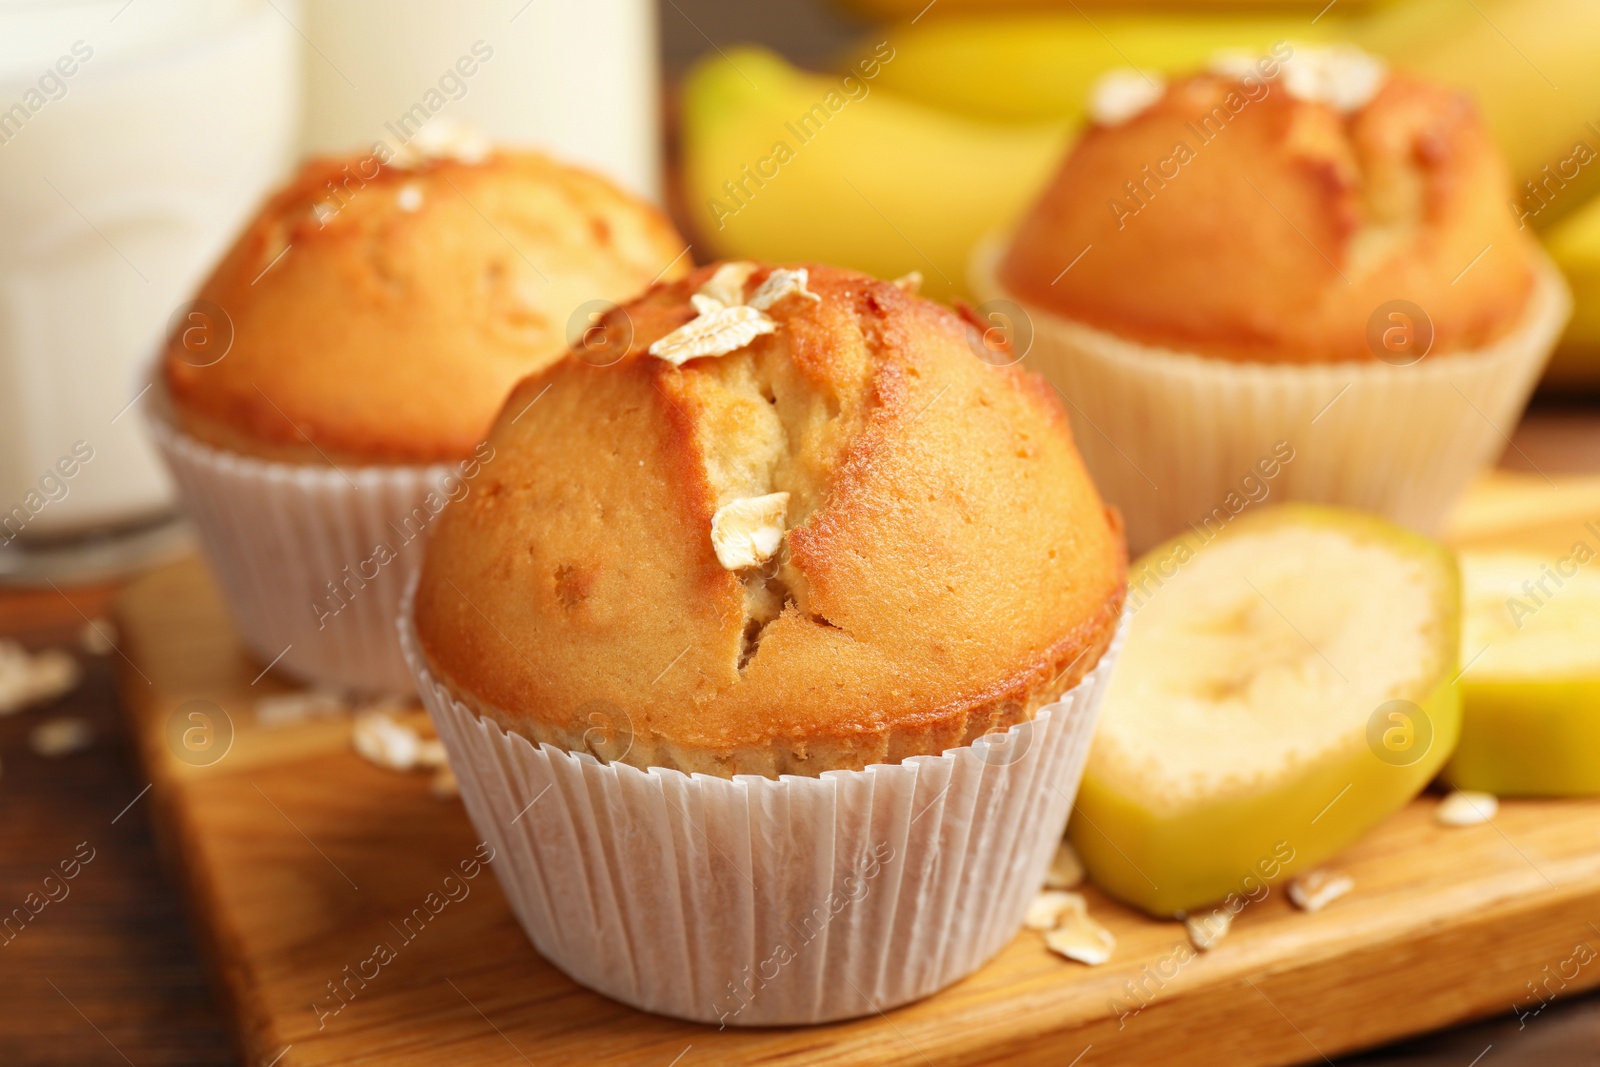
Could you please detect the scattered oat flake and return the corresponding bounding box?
[0,641,82,717]
[397,184,423,212]
[363,697,420,719]
[1025,890,1085,931]
[353,710,425,770]
[648,303,775,366]
[1186,908,1232,951]
[417,737,449,768]
[257,688,347,728]
[1288,869,1354,912]
[1044,906,1116,966]
[30,716,94,757]
[1045,840,1084,889]
[710,492,789,570]
[79,619,117,656]
[31,649,80,694]
[748,267,821,311]
[430,765,460,799]
[352,706,445,772]
[1437,790,1498,827]
[699,261,758,307]
[892,271,923,294]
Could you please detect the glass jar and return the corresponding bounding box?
[0,0,300,582]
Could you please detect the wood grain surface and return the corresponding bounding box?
[101,471,1600,1067]
[0,584,233,1067]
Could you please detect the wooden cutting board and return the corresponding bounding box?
[113,472,1600,1067]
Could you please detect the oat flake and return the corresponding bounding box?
[649,303,775,366]
[748,267,821,311]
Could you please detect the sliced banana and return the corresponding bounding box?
[1071,505,1460,916]
[1447,551,1600,796]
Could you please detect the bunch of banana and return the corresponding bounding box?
[682,0,1600,304]
[833,0,1383,18]
[835,0,1600,230]
[679,46,1069,300]
[1070,506,1460,916]
[842,10,1345,123]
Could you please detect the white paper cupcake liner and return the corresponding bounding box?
[971,235,1572,553]
[146,383,454,695]
[400,588,1125,1026]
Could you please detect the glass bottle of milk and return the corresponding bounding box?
[0,0,299,582]
[298,0,660,200]
[0,0,660,583]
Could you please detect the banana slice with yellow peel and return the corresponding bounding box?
[1446,551,1600,795]
[1071,505,1461,917]
[1543,195,1600,388]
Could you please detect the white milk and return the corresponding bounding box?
[298,0,660,199]
[0,0,298,543]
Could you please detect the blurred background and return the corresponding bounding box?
[5,0,1600,582]
[3,0,1599,1063]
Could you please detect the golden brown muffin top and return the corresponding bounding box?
[1000,55,1539,364]
[163,144,689,464]
[414,262,1127,777]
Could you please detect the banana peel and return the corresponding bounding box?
[679,46,1070,300]
[833,0,1387,19]
[1074,678,1459,916]
[1542,196,1600,387]
[844,11,1345,123]
[1447,551,1600,795]
[1070,505,1461,917]
[1450,679,1600,794]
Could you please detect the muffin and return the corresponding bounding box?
[149,129,689,693]
[401,261,1127,1023]
[972,45,1570,552]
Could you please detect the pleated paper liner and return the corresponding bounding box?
[970,234,1572,553]
[400,586,1126,1026]
[146,378,456,695]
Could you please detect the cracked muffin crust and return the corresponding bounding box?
[163,148,689,464]
[413,262,1127,777]
[1000,67,1539,364]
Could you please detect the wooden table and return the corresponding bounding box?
[0,583,233,1067]
[3,403,1599,1067]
